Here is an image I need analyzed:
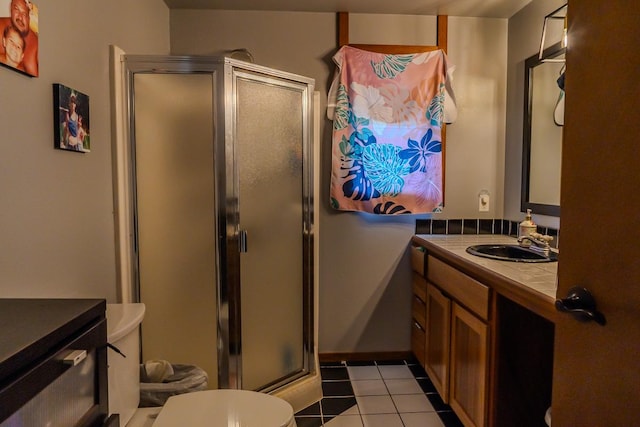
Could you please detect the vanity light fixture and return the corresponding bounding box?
[539,4,568,63]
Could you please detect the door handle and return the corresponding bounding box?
[555,286,606,326]
[239,229,248,253]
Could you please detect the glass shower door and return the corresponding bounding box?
[133,72,219,387]
[233,69,312,391]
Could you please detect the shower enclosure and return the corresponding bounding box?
[120,55,315,393]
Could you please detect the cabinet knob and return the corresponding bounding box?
[555,287,606,326]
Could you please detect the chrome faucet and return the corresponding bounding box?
[517,232,554,256]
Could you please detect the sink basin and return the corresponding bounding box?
[466,244,558,263]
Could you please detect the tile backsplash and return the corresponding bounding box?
[415,218,560,249]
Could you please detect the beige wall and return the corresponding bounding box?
[443,16,507,219]
[505,0,564,229]
[171,11,508,353]
[0,0,169,299]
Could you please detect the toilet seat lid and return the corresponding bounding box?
[153,390,294,427]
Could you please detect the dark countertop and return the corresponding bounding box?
[0,298,105,385]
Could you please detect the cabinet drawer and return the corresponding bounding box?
[410,245,426,275]
[412,273,427,303]
[412,295,426,329]
[427,256,490,320]
[411,320,426,366]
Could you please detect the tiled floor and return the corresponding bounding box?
[294,359,464,427]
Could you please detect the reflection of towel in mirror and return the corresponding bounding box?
[554,69,565,126]
[556,70,565,90]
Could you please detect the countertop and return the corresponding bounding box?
[0,299,106,385]
[0,299,107,425]
[412,234,559,322]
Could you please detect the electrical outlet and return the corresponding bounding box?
[479,192,490,212]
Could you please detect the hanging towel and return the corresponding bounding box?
[327,46,457,214]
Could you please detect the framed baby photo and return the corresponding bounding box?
[53,84,91,153]
[0,0,39,77]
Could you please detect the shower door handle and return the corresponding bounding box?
[239,229,248,253]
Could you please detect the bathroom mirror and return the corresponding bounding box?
[521,42,565,217]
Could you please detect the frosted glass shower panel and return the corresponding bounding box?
[236,75,305,391]
[134,73,218,387]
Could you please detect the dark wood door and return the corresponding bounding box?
[552,1,640,424]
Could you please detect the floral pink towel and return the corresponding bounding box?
[328,46,457,214]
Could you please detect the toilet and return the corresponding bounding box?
[106,303,296,427]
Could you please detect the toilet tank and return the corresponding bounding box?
[106,303,145,427]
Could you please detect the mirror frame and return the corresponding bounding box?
[521,41,565,217]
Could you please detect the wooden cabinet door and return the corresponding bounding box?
[425,283,451,402]
[450,303,489,427]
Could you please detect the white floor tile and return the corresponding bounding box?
[400,412,446,427]
[351,379,388,396]
[313,361,461,427]
[378,365,414,379]
[347,366,382,380]
[391,393,435,413]
[384,378,423,394]
[324,414,364,427]
[361,413,404,427]
[355,395,397,414]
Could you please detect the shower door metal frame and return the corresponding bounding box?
[224,62,315,392]
[122,55,315,392]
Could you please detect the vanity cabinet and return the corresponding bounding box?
[410,245,490,427]
[411,236,557,427]
[425,255,490,427]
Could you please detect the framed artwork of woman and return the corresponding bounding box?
[53,84,91,153]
